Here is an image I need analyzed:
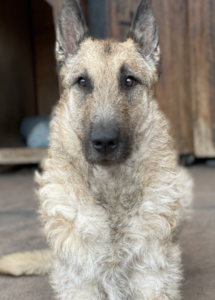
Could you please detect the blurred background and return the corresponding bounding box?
[0,1,214,299]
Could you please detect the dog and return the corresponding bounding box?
[0,0,193,299]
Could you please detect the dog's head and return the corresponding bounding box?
[55,0,160,165]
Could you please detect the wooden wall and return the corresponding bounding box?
[0,0,35,147]
[152,0,193,154]
[189,0,215,157]
[0,0,61,147]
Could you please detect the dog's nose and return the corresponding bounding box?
[91,129,119,155]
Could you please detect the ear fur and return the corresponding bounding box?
[56,0,89,64]
[129,0,160,67]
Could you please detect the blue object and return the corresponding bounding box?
[20,116,51,148]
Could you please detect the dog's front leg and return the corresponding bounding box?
[39,187,110,300]
[131,240,182,300]
[48,224,109,300]
[51,257,107,300]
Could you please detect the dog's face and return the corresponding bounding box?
[56,0,160,165]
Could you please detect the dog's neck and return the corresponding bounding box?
[86,156,143,217]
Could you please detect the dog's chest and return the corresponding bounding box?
[81,171,145,297]
[86,167,144,254]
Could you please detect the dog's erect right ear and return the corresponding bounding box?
[129,0,159,67]
[56,0,89,64]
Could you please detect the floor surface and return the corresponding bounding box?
[0,166,214,300]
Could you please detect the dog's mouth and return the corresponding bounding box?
[94,158,117,166]
[91,156,127,166]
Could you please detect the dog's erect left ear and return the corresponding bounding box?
[129,0,159,66]
[56,0,89,64]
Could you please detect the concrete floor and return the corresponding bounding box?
[0,166,214,300]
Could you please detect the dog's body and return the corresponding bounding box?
[0,1,193,299]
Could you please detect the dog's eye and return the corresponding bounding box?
[78,78,87,87]
[125,77,136,87]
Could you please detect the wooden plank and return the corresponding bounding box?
[152,0,193,154]
[0,148,48,165]
[188,0,215,157]
[108,0,194,155]
[31,0,59,115]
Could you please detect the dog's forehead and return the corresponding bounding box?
[77,38,144,75]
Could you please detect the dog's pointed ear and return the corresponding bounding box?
[129,0,159,65]
[56,0,89,64]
